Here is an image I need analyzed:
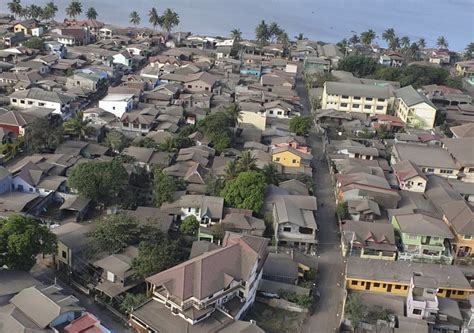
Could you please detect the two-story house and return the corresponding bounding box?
[121,108,158,135]
[129,232,268,333]
[98,93,134,118]
[392,213,454,264]
[10,87,74,118]
[160,194,224,226]
[322,81,392,115]
[271,146,313,168]
[394,85,437,129]
[393,160,428,193]
[272,195,318,251]
[407,275,439,323]
[442,137,474,183]
[341,220,397,260]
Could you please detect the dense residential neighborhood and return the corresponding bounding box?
[0,1,473,333]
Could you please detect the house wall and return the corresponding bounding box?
[10,97,62,114]
[322,86,389,115]
[346,278,470,300]
[239,111,266,131]
[185,80,212,93]
[272,151,301,167]
[98,99,132,118]
[398,176,427,193]
[265,107,291,119]
[394,99,436,129]
[14,24,29,35]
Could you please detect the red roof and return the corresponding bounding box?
[65,313,101,333]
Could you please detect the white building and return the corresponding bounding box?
[394,86,437,129]
[322,81,392,115]
[98,93,134,118]
[406,275,439,323]
[9,87,74,117]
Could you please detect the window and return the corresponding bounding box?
[27,101,33,105]
[440,169,453,174]
[458,291,464,296]
[283,227,291,232]
[417,182,423,186]
[412,309,422,315]
[351,280,358,286]
[39,102,45,106]
[395,285,401,289]
[366,97,373,101]
[20,100,25,104]
[12,99,17,103]
[464,235,472,240]
[353,104,360,108]
[275,157,280,162]
[426,168,435,173]
[188,208,191,212]
[404,286,408,290]
[341,103,348,107]
[376,106,384,110]
[277,111,282,115]
[364,105,371,109]
[187,85,192,88]
[378,98,385,102]
[292,159,297,164]
[269,110,273,114]
[382,284,387,288]
[374,283,380,287]
[341,95,349,99]
[62,251,67,258]
[112,106,116,110]
[353,96,361,100]
[468,168,474,173]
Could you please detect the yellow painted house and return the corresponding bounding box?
[346,257,473,300]
[271,146,313,168]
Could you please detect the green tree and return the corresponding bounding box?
[464,42,474,60]
[129,11,141,27]
[337,55,378,77]
[198,112,233,153]
[445,77,463,90]
[388,37,400,50]
[90,214,139,254]
[0,215,57,270]
[153,167,184,207]
[360,29,376,47]
[105,129,127,153]
[24,37,44,50]
[417,38,426,49]
[268,22,282,43]
[7,0,23,18]
[42,1,58,21]
[26,5,43,20]
[25,117,63,153]
[210,222,232,241]
[230,28,242,41]
[437,36,448,49]
[221,171,266,213]
[179,215,199,235]
[237,150,257,172]
[400,36,410,49]
[132,237,186,291]
[336,202,349,220]
[295,33,304,40]
[159,8,180,34]
[85,7,97,20]
[224,160,239,180]
[68,160,128,203]
[349,34,359,47]
[120,293,148,314]
[382,28,395,44]
[226,102,242,127]
[65,0,82,19]
[262,163,281,185]
[63,111,94,140]
[345,294,367,329]
[148,7,159,30]
[289,116,312,136]
[255,20,269,45]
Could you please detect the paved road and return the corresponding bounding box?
[296,79,346,333]
[30,263,132,333]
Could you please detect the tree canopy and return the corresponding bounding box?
[0,215,57,270]
[153,167,185,207]
[105,129,128,153]
[179,215,199,235]
[68,159,128,203]
[63,111,94,140]
[65,0,82,19]
[89,214,140,254]
[24,37,44,50]
[289,116,312,136]
[25,117,63,153]
[86,7,98,20]
[198,112,233,153]
[338,55,378,77]
[129,11,141,27]
[159,8,180,34]
[221,171,266,213]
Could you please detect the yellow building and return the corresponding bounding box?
[271,146,312,168]
[346,257,473,300]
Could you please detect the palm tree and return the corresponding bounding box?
[86,7,98,20]
[382,28,395,44]
[7,0,23,18]
[42,1,58,21]
[65,0,82,20]
[225,103,242,127]
[26,5,43,20]
[105,130,126,153]
[349,34,360,47]
[255,20,269,46]
[388,37,400,50]
[224,160,238,180]
[160,137,176,152]
[277,31,289,46]
[63,111,93,140]
[417,38,426,49]
[129,11,141,27]
[237,151,257,172]
[262,164,280,185]
[408,42,420,60]
[230,28,242,42]
[268,22,281,43]
[295,33,304,40]
[148,7,159,30]
[437,36,448,49]
[400,36,410,49]
[360,29,376,47]
[159,8,180,34]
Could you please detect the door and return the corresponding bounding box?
[387,284,392,292]
[446,289,451,298]
[365,282,371,290]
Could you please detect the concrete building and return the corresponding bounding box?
[98,93,134,118]
[394,86,437,129]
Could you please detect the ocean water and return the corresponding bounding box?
[1,0,473,51]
